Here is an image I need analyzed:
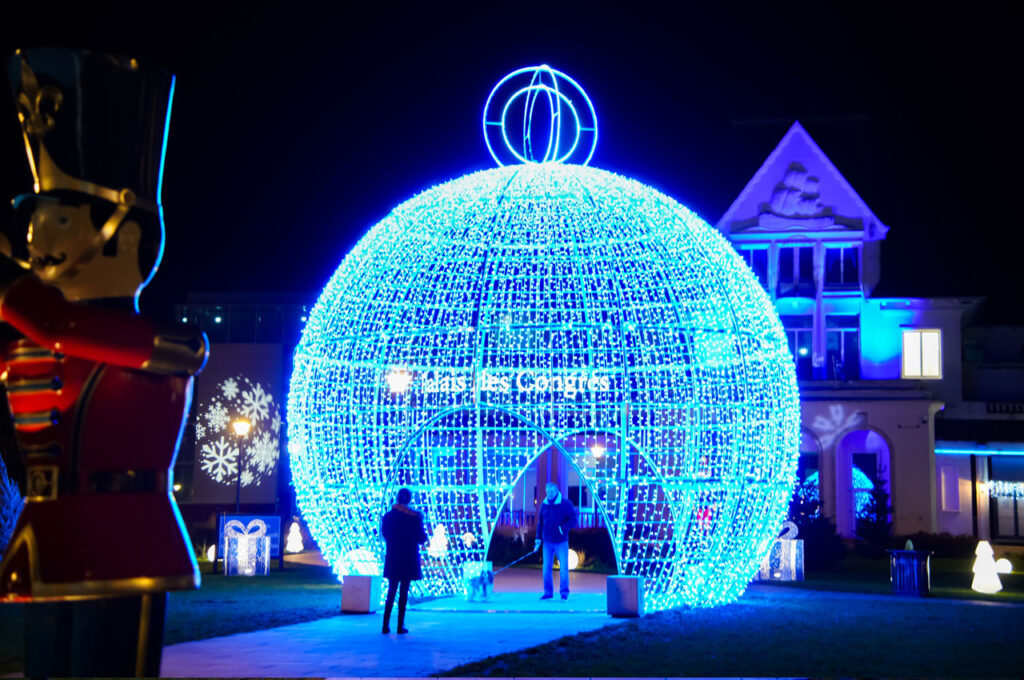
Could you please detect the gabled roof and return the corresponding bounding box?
[716,121,888,240]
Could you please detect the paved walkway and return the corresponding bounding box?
[160,567,1020,677]
[162,568,621,677]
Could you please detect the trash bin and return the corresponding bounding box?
[887,549,932,596]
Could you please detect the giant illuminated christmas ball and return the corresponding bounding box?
[288,66,800,609]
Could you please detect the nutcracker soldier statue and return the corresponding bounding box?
[0,48,207,676]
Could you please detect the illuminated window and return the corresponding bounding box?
[902,329,942,379]
[738,248,768,289]
[826,315,860,380]
[940,466,960,512]
[824,246,859,288]
[777,245,814,297]
[781,315,813,379]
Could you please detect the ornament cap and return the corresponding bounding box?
[483,65,597,167]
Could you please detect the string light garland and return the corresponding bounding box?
[287,66,800,610]
[985,481,1024,499]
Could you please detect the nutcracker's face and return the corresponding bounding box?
[27,200,93,274]
[27,196,144,302]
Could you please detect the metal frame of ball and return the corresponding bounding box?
[287,163,801,611]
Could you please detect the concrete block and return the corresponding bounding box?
[606,575,644,617]
[341,574,382,613]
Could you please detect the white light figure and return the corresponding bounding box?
[205,545,216,562]
[285,522,304,553]
[757,521,804,581]
[460,531,476,547]
[995,558,1013,574]
[972,540,1002,594]
[386,367,413,394]
[427,525,449,558]
[567,549,580,570]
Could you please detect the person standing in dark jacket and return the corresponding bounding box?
[536,482,576,600]
[381,488,428,634]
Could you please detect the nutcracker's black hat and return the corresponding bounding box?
[7,47,174,212]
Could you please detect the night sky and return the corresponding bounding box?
[0,3,1018,321]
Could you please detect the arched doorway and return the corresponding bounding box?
[381,406,558,596]
[380,408,680,603]
[834,428,892,536]
[488,432,620,583]
[793,428,824,518]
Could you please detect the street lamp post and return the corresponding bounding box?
[232,418,251,513]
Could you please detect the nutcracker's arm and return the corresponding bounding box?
[0,255,206,375]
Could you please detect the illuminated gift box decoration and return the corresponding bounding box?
[223,519,271,576]
[757,522,805,581]
[287,65,800,610]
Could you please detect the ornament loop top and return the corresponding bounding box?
[483,65,597,167]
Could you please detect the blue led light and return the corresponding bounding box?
[288,68,800,611]
[483,65,597,167]
[135,74,176,310]
[936,447,1024,457]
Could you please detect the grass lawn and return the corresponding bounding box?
[781,555,1024,603]
[439,585,1024,678]
[1,554,1020,676]
[0,559,345,675]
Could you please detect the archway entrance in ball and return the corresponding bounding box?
[379,405,681,601]
[485,432,622,580]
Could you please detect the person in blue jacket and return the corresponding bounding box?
[381,488,427,633]
[536,482,577,600]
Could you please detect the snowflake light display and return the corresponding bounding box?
[287,65,800,609]
[196,375,281,488]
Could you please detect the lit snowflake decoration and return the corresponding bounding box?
[196,375,282,488]
[221,377,240,400]
[240,383,272,423]
[246,430,281,475]
[200,436,239,483]
[205,401,229,431]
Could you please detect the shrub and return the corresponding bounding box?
[800,514,847,569]
[895,531,978,558]
[788,488,846,570]
[855,483,893,558]
[488,526,541,566]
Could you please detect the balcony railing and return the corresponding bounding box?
[496,509,605,529]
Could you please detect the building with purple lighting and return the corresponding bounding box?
[717,121,1023,542]
[173,122,1023,548]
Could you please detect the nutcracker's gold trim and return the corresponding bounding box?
[14,60,159,283]
[5,345,59,362]
[0,525,200,603]
[16,60,159,213]
[25,465,59,500]
[135,592,152,677]
[141,329,209,376]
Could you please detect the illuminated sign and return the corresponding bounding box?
[388,368,612,397]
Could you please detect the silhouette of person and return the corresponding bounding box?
[381,488,428,633]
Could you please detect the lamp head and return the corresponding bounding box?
[232,419,251,437]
